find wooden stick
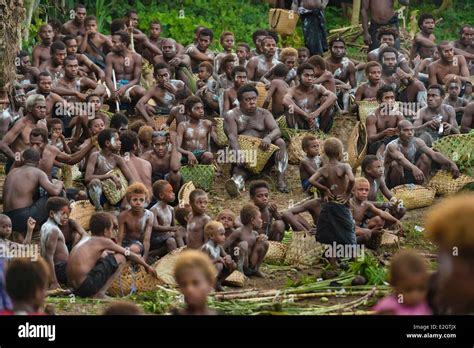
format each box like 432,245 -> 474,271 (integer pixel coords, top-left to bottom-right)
112,69 -> 120,111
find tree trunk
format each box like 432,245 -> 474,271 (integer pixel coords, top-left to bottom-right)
0,0 -> 27,106
433,0 -> 453,16
351,0 -> 361,26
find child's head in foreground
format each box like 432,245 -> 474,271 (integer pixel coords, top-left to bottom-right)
217,209 -> 236,230
323,137 -> 343,161
389,250 -> 429,307
126,182 -> 150,210
302,134 -> 321,158
249,180 -> 270,208
0,214 -> 12,239
352,177 -> 370,201
153,180 -> 175,204
89,212 -> 114,238
361,155 -> 383,179
174,250 -> 216,309
6,257 -> 50,312
240,204 -> 263,230
204,221 -> 226,245
189,189 -> 208,215
46,197 -> 70,226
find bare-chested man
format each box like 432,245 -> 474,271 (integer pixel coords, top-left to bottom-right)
460,102 -> 474,133
355,62 -> 383,101
410,13 -> 436,61
223,66 -> 249,115
325,38 -> 356,89
136,63 -> 185,128
428,41 -> 470,86
3,148 -> 64,236
361,0 -> 409,51
414,85 -> 459,143
39,41 -> 67,82
32,24 -> 54,68
384,120 -> 459,189
63,35 -> 105,80
119,131 -> 153,196
225,84 -> 289,194
16,51 -> 39,92
141,131 -> 182,195
26,72 -> 66,118
105,31 -> 145,106
443,78 -> 468,124
185,28 -> 215,73
85,128 -> 134,210
453,25 -> 474,75
366,85 -> 405,158
176,96 -> 215,166
61,4 -> 87,36
246,36 -> 279,82
283,62 -> 337,132
77,16 -> 112,70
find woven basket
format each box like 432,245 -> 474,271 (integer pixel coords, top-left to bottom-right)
356,101 -> 379,124
256,82 -> 271,108
433,133 -> 474,170
428,170 -> 474,196
264,241 -> 288,264
367,230 -> 399,250
214,117 -> 229,147
269,9 -> 299,36
223,270 -> 247,287
348,121 -> 368,170
69,200 -> 96,231
153,247 -> 186,287
102,169 -> 128,205
108,262 -> 164,297
0,174 -> 5,203
153,115 -> 176,131
180,165 -> 215,191
178,181 -> 195,208
277,116 -> 291,140
390,185 -> 436,210
238,135 -> 278,174
284,231 -> 323,267
287,131 -> 326,165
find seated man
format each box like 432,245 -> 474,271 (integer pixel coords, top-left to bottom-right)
460,101 -> 474,133
32,24 -> 53,68
246,36 -> 279,81
67,212 -> 156,298
283,63 -> 337,133
77,16 -> 113,70
409,13 -> 436,61
61,3 -> 86,36
176,96 -> 215,166
3,148 -> 64,237
325,37 -> 356,92
104,31 -> 146,107
366,85 -> 405,158
368,27 -> 411,74
63,35 -> 105,80
224,84 -> 289,194
443,77 -> 469,125
185,28 -> 215,74
141,131 -> 182,195
38,41 -> 67,82
222,66 -> 249,115
355,62 -> 383,101
453,25 -> 474,75
16,51 -> 40,92
414,84 -> 459,144
27,72 -> 66,117
384,120 -> 459,189
428,41 -> 470,86
135,63 -> 185,129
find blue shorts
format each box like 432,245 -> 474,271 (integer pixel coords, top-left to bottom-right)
302,179 -> 312,192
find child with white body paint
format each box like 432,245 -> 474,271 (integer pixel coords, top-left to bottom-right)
176,96 -> 216,166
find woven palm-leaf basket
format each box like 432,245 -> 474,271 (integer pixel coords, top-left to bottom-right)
180,164 -> 215,191
238,135 -> 278,174
356,101 -> 379,124
153,247 -> 186,287
269,9 -> 299,36
223,270 -> 247,287
428,170 -> 474,196
284,231 -> 324,267
108,262 -> 164,297
213,117 -> 229,147
256,82 -> 271,108
390,184 -> 436,210
140,60 -> 156,90
178,181 -> 195,208
102,169 -> 128,205
277,116 -> 291,140
69,200 -> 96,231
348,121 -> 368,170
367,230 -> 399,250
288,131 -> 326,165
432,133 -> 474,170
264,241 -> 288,264
153,115 -> 176,131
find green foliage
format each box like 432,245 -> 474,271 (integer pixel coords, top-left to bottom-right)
348,253 -> 387,285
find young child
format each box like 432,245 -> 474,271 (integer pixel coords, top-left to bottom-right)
40,197 -> 71,289
308,55 -> 336,94
443,77 -> 469,125
167,88 -> 192,129
355,62 -> 383,102
224,204 -> 268,277
217,209 -> 236,238
150,180 -> 186,253
309,138 -> 356,246
262,64 -> 289,117
175,205 -> 191,229
236,42 -> 250,67
176,96 -> 215,166
196,61 -> 217,91
214,31 -> 237,75
373,250 -> 432,315
172,249 -> 217,315
361,155 -> 406,220
186,189 -> 212,249
299,134 -> 322,194
67,212 -> 156,298
138,125 -> 154,154
201,221 -> 236,291
249,180 -> 286,242
129,120 -> 146,134
1,258 -> 49,315
349,178 -> 402,246
48,119 -> 71,153
0,214 -> 35,250
297,47 -> 310,65
462,82 -> 472,103
117,183 -> 154,262
109,112 -> 129,135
